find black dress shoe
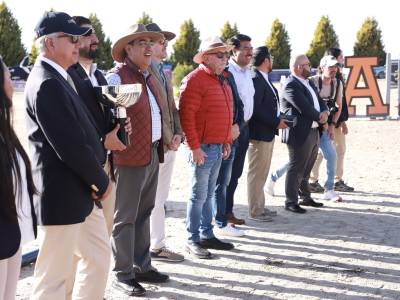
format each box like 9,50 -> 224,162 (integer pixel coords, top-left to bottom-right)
112,278 -> 146,296
199,237 -> 234,250
135,270 -> 169,283
285,204 -> 307,213
299,198 -> 324,207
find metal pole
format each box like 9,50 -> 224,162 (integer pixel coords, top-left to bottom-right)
385,53 -> 391,105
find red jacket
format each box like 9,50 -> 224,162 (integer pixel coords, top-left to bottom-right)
179,64 -> 233,150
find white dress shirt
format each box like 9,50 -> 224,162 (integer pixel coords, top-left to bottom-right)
228,59 -> 255,122
293,75 -> 320,128
259,70 -> 280,117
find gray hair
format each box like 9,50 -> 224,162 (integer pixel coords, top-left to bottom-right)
290,54 -> 308,72
36,33 -> 59,54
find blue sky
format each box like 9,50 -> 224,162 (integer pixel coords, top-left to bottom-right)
6,0 -> 399,59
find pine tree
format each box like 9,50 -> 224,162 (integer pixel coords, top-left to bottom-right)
29,41 -> 38,65
171,19 -> 200,68
89,14 -> 113,70
137,12 -> 153,25
220,21 -> 239,42
0,2 -> 26,65
353,17 -> 386,66
306,16 -> 339,67
265,19 -> 291,69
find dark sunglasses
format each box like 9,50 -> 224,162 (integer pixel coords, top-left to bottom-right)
209,52 -> 230,59
57,34 -> 80,44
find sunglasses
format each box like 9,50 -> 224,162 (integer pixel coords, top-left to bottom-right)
209,52 -> 230,59
57,34 -> 80,44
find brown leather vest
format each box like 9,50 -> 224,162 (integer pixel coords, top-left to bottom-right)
112,59 -> 164,167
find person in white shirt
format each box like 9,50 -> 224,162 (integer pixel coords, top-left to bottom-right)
0,56 -> 37,300
225,34 -> 255,225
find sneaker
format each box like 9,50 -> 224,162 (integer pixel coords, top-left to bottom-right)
265,178 -> 275,196
215,223 -> 245,237
323,190 -> 343,202
150,247 -> 184,262
248,213 -> 273,222
185,241 -> 212,259
334,180 -> 354,192
309,181 -> 324,193
199,237 -> 234,250
264,207 -> 277,216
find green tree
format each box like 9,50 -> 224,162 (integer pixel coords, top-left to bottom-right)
172,63 -> 194,88
0,2 -> 26,65
171,19 -> 200,68
306,16 -> 339,67
353,17 -> 386,66
220,21 -> 239,42
29,41 -> 38,65
265,19 -> 291,69
137,12 -> 153,25
89,13 -> 113,70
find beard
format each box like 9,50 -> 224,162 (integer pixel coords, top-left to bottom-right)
302,68 -> 311,78
79,46 -> 99,60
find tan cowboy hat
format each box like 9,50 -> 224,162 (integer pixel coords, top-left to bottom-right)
193,36 -> 233,64
112,24 -> 164,63
145,23 -> 176,41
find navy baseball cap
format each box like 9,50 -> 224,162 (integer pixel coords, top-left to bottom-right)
35,11 -> 90,39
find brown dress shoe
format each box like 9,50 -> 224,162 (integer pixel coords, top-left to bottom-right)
227,212 -> 245,225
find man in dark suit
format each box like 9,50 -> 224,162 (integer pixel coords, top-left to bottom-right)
25,12 -> 112,299
68,16 -> 127,237
247,46 -> 288,221
280,54 -> 328,213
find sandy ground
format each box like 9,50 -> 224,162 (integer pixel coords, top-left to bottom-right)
11,89 -> 400,299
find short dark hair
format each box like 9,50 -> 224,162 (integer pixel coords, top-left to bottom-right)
72,16 -> 91,27
228,34 -> 251,49
325,47 -> 342,59
252,46 -> 270,67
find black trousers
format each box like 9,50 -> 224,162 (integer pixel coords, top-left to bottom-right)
285,128 -> 320,205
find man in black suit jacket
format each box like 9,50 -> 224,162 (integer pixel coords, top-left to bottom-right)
68,16 -> 128,237
280,54 -> 328,213
247,46 -> 288,222
25,12 -> 112,299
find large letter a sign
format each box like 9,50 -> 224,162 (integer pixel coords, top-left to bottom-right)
345,56 -> 389,116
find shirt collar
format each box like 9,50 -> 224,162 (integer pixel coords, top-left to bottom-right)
229,58 -> 248,73
39,55 -> 68,80
293,74 -> 309,85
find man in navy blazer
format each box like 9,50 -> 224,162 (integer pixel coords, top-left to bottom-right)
280,54 -> 328,213
247,46 -> 288,222
25,12 -> 112,299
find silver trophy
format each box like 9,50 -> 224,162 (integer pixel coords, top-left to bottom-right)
95,84 -> 142,146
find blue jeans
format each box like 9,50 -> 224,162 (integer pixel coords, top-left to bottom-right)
319,131 -> 337,191
213,146 -> 236,228
270,161 -> 289,182
186,144 -> 223,242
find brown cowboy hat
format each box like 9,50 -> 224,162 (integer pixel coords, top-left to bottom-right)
111,23 -> 164,63
145,23 -> 176,41
193,36 -> 233,64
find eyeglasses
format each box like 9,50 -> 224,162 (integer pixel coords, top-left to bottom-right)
209,52 -> 230,59
133,40 -> 155,47
57,34 -> 80,44
300,62 -> 311,68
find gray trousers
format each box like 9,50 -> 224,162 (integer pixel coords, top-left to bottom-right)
285,128 -> 320,205
112,147 -> 159,281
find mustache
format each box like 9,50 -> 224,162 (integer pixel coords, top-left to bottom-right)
90,43 -> 99,47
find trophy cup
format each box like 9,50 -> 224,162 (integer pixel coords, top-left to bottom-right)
95,84 -> 142,146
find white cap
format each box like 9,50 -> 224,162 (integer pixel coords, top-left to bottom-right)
320,55 -> 339,68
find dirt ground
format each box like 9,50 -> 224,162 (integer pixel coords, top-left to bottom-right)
11,90 -> 400,299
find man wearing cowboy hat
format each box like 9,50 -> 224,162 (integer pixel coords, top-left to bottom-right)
106,24 -> 169,297
179,36 -> 235,259
144,23 -> 184,262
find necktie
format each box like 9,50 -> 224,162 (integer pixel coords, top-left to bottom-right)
159,64 -> 167,88
67,75 -> 78,93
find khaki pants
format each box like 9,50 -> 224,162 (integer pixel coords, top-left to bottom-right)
0,248 -> 21,300
102,160 -> 116,237
247,139 -> 275,217
310,127 -> 346,183
31,207 -> 110,300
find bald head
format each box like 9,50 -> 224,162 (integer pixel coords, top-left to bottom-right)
290,54 -> 311,79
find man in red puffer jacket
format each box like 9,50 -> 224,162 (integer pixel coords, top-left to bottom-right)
179,36 -> 234,259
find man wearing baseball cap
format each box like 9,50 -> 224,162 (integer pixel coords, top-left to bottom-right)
309,55 -> 344,202
25,11 -> 112,299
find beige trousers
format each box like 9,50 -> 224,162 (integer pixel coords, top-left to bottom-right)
31,207 -> 111,300
310,127 -> 346,182
247,139 -> 275,217
102,160 -> 116,237
0,247 -> 21,300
